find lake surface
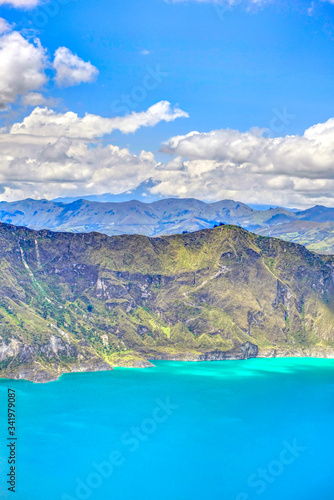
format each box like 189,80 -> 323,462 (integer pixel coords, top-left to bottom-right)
1,358 -> 334,500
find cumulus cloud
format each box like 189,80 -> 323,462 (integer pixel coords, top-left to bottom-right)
0,22 -> 188,202
10,101 -> 189,139
161,121 -> 334,180
0,132 -> 158,200
2,115 -> 334,207
0,26 -> 100,107
0,100 -> 188,200
53,47 -> 99,88
148,118 -> 334,207
0,0 -> 40,6
0,31 -> 47,109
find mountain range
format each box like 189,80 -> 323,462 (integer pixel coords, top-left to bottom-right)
1,197 -> 334,253
1,223 -> 334,382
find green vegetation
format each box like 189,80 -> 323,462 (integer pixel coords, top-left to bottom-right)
0,223 -> 334,382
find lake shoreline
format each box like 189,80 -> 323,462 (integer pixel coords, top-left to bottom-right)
2,341 -> 334,384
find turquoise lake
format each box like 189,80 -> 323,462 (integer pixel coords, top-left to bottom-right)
1,358 -> 334,500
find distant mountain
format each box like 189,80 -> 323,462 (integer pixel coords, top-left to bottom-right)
247,204 -> 297,212
1,197 -> 334,253
0,197 -> 258,236
54,193 -> 298,213
52,179 -> 163,204
295,205 -> 334,222
258,220 -> 334,254
1,224 -> 334,382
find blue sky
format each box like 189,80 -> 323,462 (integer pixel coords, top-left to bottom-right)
0,0 -> 334,206
11,0 -> 334,138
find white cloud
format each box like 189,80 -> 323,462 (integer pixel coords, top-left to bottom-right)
0,132 -> 158,201
0,0 -> 40,7
0,18 -> 12,34
146,117 -> 334,207
0,26 -> 100,108
161,120 -> 334,180
21,92 -> 58,107
10,101 -> 189,139
53,47 -> 99,88
21,92 -> 48,106
307,2 -> 315,15
0,100 -> 188,200
0,0 -> 42,9
0,31 -> 47,109
2,115 -> 334,207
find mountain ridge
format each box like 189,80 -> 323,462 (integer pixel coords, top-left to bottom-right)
1,197 -> 334,253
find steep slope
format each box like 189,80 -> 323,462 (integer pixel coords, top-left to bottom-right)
1,224 -> 334,382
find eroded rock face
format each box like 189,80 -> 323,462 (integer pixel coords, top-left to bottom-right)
0,339 -> 22,362
197,342 -> 259,361
0,334 -> 113,382
273,280 -> 293,311
4,357 -> 113,383
259,346 -> 334,359
40,335 -> 78,359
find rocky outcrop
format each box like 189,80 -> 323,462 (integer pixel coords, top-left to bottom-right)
0,335 -> 113,382
197,342 -> 259,361
259,346 -> 334,359
0,339 -> 22,362
4,357 -> 113,383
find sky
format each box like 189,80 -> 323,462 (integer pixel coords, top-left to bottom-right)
0,0 -> 334,206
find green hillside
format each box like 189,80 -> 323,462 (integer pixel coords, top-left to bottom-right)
1,223 -> 334,382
